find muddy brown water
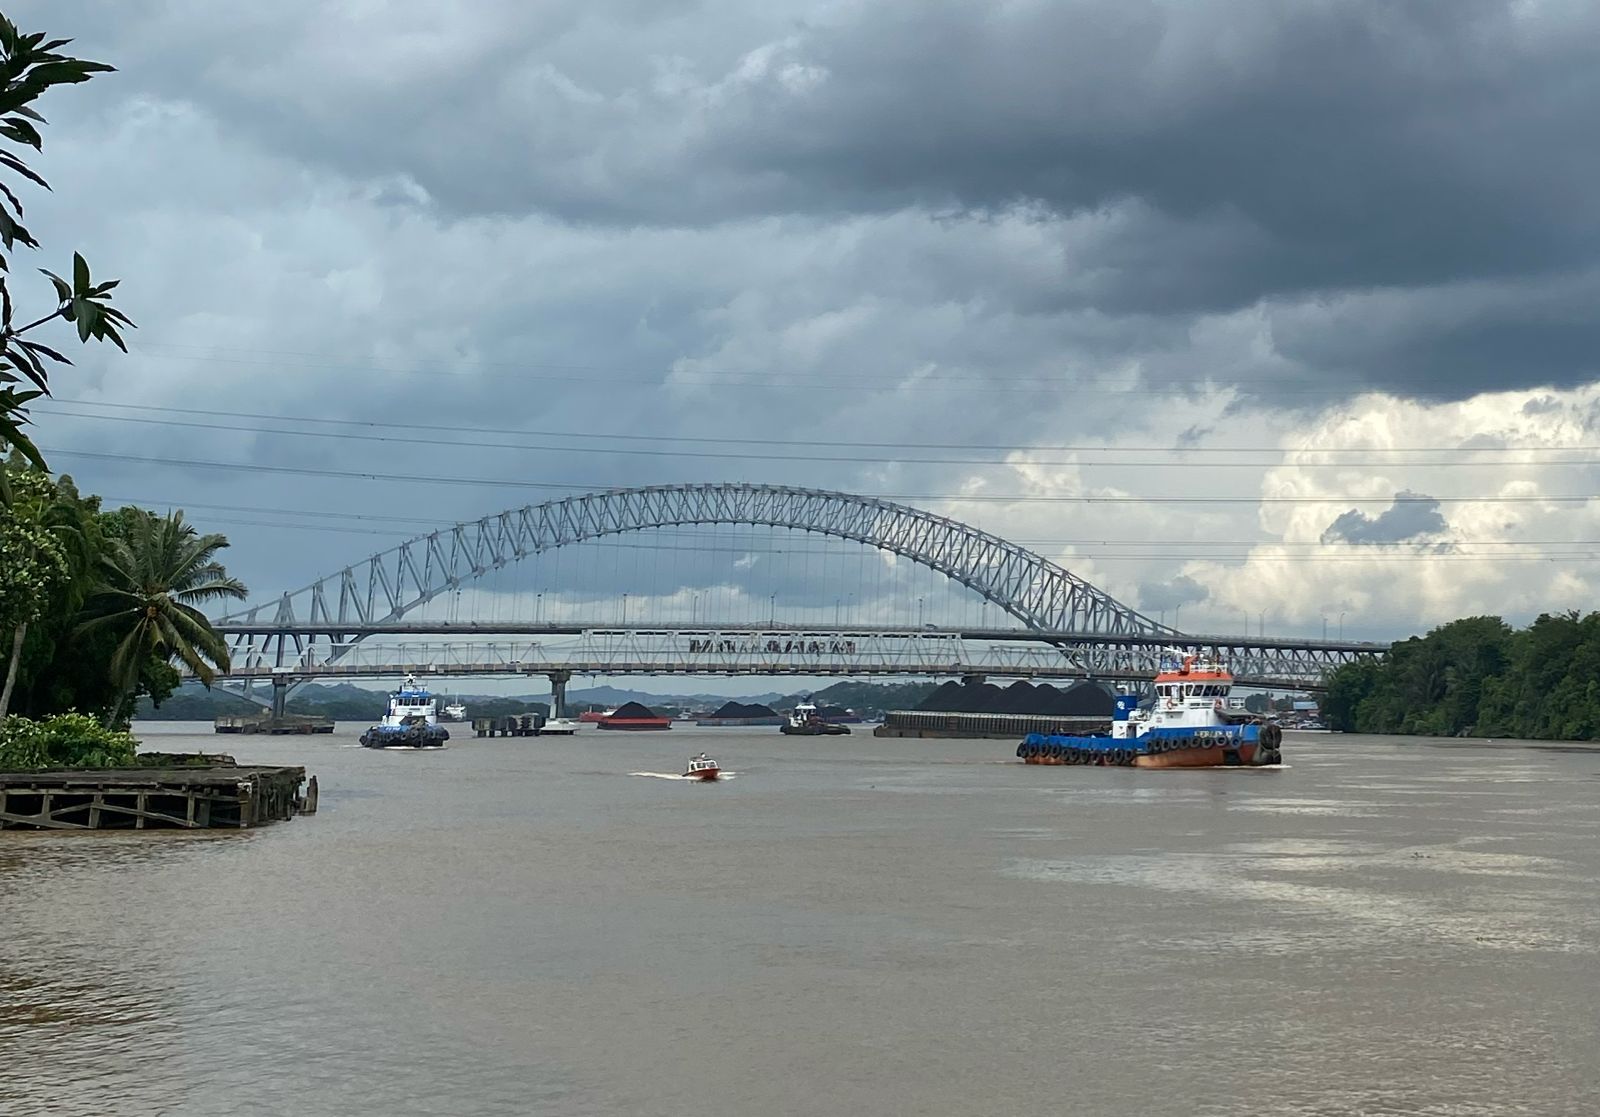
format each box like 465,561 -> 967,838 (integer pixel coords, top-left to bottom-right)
3,725 -> 1598,1115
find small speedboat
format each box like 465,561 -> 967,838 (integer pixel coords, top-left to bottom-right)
684,753 -> 721,781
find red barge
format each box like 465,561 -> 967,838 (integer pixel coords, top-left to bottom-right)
594,701 -> 673,730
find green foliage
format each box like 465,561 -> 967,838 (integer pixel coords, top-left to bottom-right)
0,465 -> 68,633
0,16 -> 130,484
0,467 -> 239,722
1324,612 -> 1600,740
75,508 -> 247,723
0,711 -> 138,770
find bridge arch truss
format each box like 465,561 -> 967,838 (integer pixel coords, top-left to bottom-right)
221,483 -> 1174,678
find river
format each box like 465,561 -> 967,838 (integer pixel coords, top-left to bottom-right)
3,725 -> 1598,1115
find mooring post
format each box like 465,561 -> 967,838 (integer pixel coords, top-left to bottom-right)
549,670 -> 571,720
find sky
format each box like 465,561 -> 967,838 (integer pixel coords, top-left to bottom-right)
12,0 -> 1600,693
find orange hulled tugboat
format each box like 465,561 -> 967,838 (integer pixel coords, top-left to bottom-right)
1016,654 -> 1283,769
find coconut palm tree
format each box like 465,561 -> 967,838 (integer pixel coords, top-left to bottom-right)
75,508 -> 247,725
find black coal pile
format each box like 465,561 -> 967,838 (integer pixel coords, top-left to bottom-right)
914,679 -> 1114,717
707,701 -> 778,719
919,680 -> 967,709
609,701 -> 659,718
992,680 -> 1043,713
1053,681 -> 1117,716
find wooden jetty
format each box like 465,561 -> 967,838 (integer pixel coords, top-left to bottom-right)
472,713 -> 547,737
874,710 -> 1111,740
214,713 -> 335,735
0,762 -> 317,831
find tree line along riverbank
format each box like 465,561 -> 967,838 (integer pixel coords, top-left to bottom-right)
1324,612 -> 1600,740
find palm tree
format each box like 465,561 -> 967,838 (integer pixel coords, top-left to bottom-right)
75,509 -> 247,725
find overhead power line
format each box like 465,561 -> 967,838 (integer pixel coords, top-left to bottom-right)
126,512 -> 1600,564
119,339 -> 1596,401
45,398 -> 1600,457
37,404 -> 1600,469
44,446 -> 1600,504
105,496 -> 1600,549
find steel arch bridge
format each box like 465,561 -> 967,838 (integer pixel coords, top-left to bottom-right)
216,483 -> 1373,688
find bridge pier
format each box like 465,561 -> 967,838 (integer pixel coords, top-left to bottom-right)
548,670 -> 571,719
271,673 -> 289,719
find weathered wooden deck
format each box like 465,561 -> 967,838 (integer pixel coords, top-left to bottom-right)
214,713 -> 335,734
0,765 -> 316,830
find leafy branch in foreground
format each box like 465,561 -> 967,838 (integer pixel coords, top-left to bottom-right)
0,15 -> 132,485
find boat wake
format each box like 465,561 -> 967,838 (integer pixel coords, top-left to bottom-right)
629,771 -> 737,781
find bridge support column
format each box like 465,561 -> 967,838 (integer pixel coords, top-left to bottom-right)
271,674 -> 289,720
548,670 -> 572,719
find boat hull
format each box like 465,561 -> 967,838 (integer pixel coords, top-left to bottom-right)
360,726 -> 451,749
1017,724 -> 1283,769
595,718 -> 672,730
779,723 -> 851,736
1133,743 -> 1275,768
686,767 -> 720,781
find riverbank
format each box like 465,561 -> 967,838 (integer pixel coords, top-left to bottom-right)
1402,736 -> 1600,753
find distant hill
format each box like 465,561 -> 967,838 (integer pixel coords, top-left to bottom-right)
135,682 -> 550,722
136,679 -> 935,722
776,681 -> 937,718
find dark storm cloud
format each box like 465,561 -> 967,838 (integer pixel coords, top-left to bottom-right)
27,0 -> 1600,405
1320,490 -> 1448,546
1138,574 -> 1209,613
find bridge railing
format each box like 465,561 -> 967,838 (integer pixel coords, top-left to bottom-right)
202,625 -> 1381,693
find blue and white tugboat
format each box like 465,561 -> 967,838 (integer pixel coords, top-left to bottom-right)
360,674 -> 451,750
1017,654 -> 1282,768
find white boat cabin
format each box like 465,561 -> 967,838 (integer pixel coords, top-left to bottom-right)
381,674 -> 439,727
1112,655 -> 1236,738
